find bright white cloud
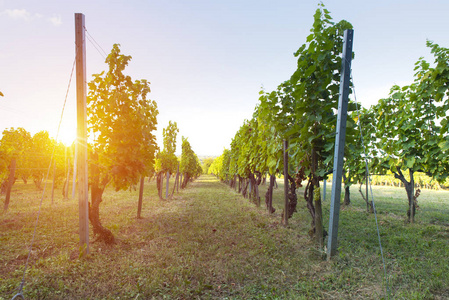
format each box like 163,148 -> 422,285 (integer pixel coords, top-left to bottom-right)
1,9 -> 62,26
2,8 -> 32,21
48,15 -> 62,26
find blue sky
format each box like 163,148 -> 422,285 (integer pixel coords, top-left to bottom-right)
1,0 -> 449,156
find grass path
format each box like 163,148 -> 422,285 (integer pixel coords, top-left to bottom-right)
2,174 -> 449,299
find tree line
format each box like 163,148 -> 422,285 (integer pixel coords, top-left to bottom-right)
0,128 -> 71,192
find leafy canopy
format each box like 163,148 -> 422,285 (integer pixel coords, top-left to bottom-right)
87,44 -> 159,190
155,121 -> 179,174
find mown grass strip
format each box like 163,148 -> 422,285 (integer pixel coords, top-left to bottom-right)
1,175 -> 449,299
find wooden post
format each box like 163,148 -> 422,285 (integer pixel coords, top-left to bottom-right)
64,152 -> 70,200
160,173 -> 164,198
75,13 -> 89,256
327,29 -> 354,259
72,144 -> 77,199
366,173 -> 369,212
51,159 -> 56,204
175,163 -> 179,193
172,163 -> 180,196
166,171 -> 170,199
137,176 -> 144,218
180,173 -> 183,189
409,170 -> 415,223
283,140 -> 289,226
4,158 -> 16,212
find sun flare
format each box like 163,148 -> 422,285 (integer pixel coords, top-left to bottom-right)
57,127 -> 76,146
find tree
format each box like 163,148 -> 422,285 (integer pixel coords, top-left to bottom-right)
345,107 -> 377,212
288,6 -> 354,245
87,44 -> 158,244
28,131 -> 55,190
372,42 -> 449,222
180,137 -> 201,188
208,152 -> 226,179
257,81 -> 297,215
0,128 -> 32,191
154,121 -> 179,199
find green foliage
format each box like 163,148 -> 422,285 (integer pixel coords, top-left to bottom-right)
208,152 -> 225,179
256,81 -> 294,175
201,157 -> 214,174
87,43 -> 159,190
289,5 -> 354,177
0,128 -> 68,190
373,83 -> 439,177
180,137 -> 202,179
0,128 -> 32,182
155,121 -> 179,175
216,4 -> 355,183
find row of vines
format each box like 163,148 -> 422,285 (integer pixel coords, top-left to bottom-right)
1,43 -> 202,244
209,4 -> 449,248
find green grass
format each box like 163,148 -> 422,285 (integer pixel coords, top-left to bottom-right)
1,175 -> 449,299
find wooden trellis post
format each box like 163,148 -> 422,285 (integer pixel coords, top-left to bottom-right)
137,176 -> 144,218
3,158 -> 16,212
283,140 -> 289,226
75,13 -> 89,256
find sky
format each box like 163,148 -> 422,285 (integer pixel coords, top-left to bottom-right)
1,0 -> 449,156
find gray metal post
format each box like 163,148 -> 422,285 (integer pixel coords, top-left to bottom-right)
322,180 -> 326,202
327,29 -> 354,259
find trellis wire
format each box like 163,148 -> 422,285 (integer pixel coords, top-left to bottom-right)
11,53 -> 77,300
349,63 -> 391,299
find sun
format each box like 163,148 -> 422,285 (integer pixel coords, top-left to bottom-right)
58,127 -> 76,146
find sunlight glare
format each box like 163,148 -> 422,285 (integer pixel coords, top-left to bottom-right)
57,127 -> 76,146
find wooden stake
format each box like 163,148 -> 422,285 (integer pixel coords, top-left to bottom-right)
175,163 -> 179,193
72,144 -> 77,199
137,176 -> 144,218
51,159 -> 56,204
75,13 -> 89,256
4,158 -> 16,212
283,140 -> 289,226
166,171 -> 170,199
64,148 -> 70,200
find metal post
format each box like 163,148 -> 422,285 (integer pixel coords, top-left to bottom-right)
327,29 -> 354,259
283,140 -> 289,226
75,13 -> 89,256
322,180 -> 326,202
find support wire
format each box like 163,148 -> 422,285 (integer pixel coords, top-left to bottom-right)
349,65 -> 391,299
11,54 -> 76,300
